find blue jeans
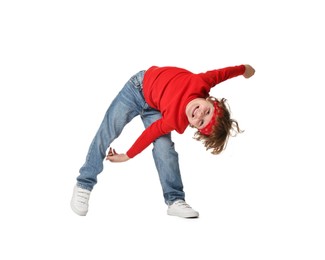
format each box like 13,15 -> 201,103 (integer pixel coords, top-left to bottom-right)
77,70 -> 185,204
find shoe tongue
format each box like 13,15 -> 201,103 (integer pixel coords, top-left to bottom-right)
175,200 -> 189,207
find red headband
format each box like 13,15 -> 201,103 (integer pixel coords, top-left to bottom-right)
199,101 -> 222,136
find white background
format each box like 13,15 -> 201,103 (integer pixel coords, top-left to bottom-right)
1,0 -> 324,259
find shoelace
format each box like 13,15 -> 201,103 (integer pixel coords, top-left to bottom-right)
76,190 -> 90,205
173,200 -> 192,208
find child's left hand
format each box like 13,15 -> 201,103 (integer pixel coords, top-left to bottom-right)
243,65 -> 255,78
106,147 -> 130,163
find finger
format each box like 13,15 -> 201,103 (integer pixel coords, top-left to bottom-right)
106,154 -> 114,161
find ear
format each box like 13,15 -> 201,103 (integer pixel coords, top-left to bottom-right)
206,96 -> 214,104
206,96 -> 217,102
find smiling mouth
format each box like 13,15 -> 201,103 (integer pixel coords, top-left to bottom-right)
192,106 -> 199,117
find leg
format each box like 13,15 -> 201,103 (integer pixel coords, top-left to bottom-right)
77,71 -> 146,191
152,133 -> 185,204
142,110 -> 198,218
141,107 -> 185,205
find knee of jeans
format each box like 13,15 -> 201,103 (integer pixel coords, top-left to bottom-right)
153,136 -> 177,155
130,70 -> 145,88
130,77 -> 140,88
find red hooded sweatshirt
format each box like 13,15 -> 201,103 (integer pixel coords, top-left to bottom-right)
126,65 -> 245,158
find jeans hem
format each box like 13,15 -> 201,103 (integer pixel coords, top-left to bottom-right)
166,198 -> 185,205
76,183 -> 93,192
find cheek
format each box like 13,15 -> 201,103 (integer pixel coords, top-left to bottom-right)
206,115 -> 213,125
186,112 -> 191,122
189,117 -> 198,128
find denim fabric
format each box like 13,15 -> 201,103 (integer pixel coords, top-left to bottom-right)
77,70 -> 185,204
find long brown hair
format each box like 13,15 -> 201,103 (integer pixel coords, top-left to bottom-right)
194,97 -> 243,154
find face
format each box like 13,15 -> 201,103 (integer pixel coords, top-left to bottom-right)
185,98 -> 215,129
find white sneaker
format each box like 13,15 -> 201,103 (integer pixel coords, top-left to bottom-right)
167,200 -> 199,218
70,185 -> 91,216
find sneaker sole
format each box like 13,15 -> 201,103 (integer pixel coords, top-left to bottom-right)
167,211 -> 199,218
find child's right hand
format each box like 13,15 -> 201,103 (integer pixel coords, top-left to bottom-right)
106,147 -> 130,163
243,65 -> 255,78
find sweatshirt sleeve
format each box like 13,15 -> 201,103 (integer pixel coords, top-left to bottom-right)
198,65 -> 246,88
126,118 -> 173,158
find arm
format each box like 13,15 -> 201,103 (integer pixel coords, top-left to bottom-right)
199,65 -> 245,87
106,118 -> 172,162
126,118 -> 172,158
198,64 -> 255,88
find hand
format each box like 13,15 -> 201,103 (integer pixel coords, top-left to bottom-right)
105,147 -> 130,163
243,65 -> 255,78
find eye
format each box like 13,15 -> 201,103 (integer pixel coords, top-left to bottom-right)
206,109 -> 210,115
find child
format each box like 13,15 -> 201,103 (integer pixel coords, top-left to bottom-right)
71,64 -> 255,218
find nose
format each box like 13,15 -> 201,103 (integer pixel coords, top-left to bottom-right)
195,109 -> 204,119
192,111 -> 203,127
